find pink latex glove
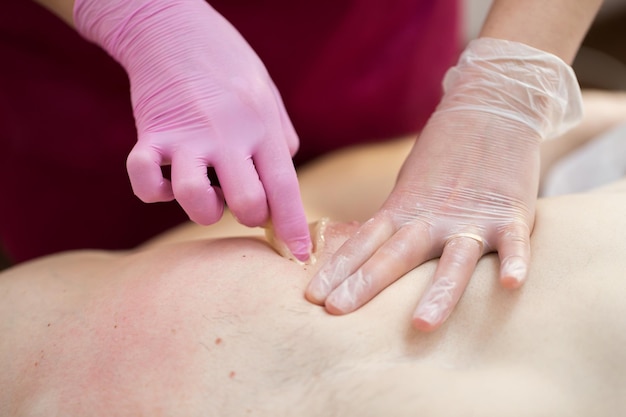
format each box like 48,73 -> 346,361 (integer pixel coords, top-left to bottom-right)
73,0 -> 311,261
306,38 -> 583,330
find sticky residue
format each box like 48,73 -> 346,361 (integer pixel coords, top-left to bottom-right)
264,218 -> 330,266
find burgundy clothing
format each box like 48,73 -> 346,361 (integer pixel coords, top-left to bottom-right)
0,0 -> 460,262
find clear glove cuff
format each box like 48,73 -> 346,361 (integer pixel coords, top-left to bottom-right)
442,37 -> 583,140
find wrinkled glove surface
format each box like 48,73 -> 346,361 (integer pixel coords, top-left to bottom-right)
74,0 -> 311,261
306,38 -> 583,330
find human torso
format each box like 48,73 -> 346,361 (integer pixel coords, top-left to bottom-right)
2,191 -> 626,416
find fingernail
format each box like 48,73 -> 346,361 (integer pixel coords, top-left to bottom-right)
413,277 -> 456,330
413,303 -> 445,331
326,269 -> 370,314
501,257 -> 527,288
307,255 -> 350,303
307,270 -> 333,304
291,240 -> 312,263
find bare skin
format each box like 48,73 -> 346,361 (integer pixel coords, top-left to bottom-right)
32,0 -> 74,25
1,91 -> 626,416
29,0 -> 607,331
1,181 -> 626,417
480,0 -> 603,63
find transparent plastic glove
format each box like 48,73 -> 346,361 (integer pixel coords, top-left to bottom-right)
306,38 -> 583,330
74,0 -> 311,261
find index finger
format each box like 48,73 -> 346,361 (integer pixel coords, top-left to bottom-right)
255,144 -> 311,263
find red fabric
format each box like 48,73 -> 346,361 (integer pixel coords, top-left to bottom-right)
0,0 -> 460,262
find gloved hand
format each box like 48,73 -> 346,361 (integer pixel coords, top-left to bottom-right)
74,0 -> 311,261
305,38 -> 583,330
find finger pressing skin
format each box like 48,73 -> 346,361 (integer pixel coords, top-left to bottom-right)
305,214 -> 396,305
324,222 -> 433,315
170,151 -> 224,225
412,235 -> 483,332
255,144 -> 310,262
496,222 -> 532,289
126,142 -> 175,202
